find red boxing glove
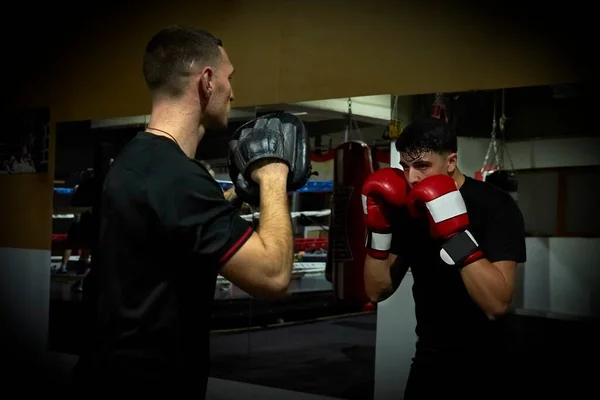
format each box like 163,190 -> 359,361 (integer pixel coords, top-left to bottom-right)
361,168 -> 409,259
407,174 -> 483,267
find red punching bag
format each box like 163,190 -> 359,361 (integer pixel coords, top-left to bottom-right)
431,93 -> 448,123
327,140 -> 374,302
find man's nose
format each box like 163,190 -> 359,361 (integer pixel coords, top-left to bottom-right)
407,169 -> 420,187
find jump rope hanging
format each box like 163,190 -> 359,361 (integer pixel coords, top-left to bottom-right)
342,98 -> 365,143
476,90 -> 518,200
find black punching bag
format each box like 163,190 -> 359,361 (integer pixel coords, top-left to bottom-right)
485,170 -> 518,202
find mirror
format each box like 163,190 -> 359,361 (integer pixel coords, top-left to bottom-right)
207,86 -> 597,399
48,83 -> 597,399
0,108 -> 50,174
208,98 -> 390,397
50,121 -> 140,353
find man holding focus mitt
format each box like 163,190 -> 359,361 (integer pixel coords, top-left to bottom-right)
228,111 -> 312,207
73,26 -> 312,398
362,117 -> 526,399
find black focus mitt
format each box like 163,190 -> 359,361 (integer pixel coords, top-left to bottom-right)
228,112 -> 312,206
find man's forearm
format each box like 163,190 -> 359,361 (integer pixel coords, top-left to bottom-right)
364,256 -> 394,302
257,177 -> 294,282
459,259 -> 512,319
364,254 -> 407,303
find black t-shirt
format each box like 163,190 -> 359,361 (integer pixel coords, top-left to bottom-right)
71,176 -> 103,245
74,132 -> 253,394
390,176 -> 526,351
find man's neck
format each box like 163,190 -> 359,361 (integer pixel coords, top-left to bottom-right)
453,169 -> 466,189
146,102 -> 205,158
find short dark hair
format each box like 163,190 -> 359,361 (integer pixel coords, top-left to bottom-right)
142,26 -> 223,98
395,117 -> 457,161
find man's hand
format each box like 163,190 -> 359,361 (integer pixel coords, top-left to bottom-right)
361,168 -> 409,260
224,187 -> 251,212
407,174 -> 483,267
224,187 -> 239,205
249,159 -> 290,185
199,160 -> 216,178
224,187 -> 235,200
228,112 -> 309,207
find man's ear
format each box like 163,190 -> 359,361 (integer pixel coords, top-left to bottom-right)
446,152 -> 458,173
199,67 -> 214,99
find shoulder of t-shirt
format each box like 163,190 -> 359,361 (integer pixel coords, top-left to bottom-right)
128,131 -> 182,156
109,132 -> 222,202
172,159 -> 223,192
461,176 -> 520,214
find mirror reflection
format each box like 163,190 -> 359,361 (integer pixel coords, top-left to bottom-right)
0,108 -> 50,175
49,83 -> 597,399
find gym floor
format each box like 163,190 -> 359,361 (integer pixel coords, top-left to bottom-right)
43,286 -> 600,399
47,291 -> 376,398
210,313 -> 376,399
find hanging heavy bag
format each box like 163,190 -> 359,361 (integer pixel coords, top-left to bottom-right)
485,169 -> 519,202
228,112 -> 312,207
327,140 -> 374,302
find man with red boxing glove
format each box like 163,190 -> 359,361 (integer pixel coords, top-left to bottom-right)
362,117 -> 526,399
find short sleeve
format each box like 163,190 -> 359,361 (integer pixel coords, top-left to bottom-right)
481,199 -> 527,264
151,168 -> 253,266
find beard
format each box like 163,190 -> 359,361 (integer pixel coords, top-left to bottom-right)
203,106 -> 229,131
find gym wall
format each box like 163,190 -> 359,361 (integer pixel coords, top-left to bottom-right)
0,0 -> 588,362
1,1 -> 584,248
7,2 -> 582,120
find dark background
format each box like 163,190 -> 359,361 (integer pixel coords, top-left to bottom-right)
1,107 -> 50,174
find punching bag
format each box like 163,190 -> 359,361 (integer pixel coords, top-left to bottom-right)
326,140 -> 374,302
485,169 -> 519,202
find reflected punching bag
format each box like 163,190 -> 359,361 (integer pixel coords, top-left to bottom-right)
485,169 -> 519,202
326,140 -> 374,302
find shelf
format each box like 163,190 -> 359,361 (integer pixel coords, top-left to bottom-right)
239,209 -> 330,222
54,187 -> 74,195
215,262 -> 329,300
296,180 -> 333,193
54,180 -> 333,196
217,179 -> 333,193
54,209 -> 331,221
53,207 -> 91,215
52,234 -> 329,254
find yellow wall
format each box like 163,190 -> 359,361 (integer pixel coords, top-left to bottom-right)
0,121 -> 55,250
1,0 -> 582,250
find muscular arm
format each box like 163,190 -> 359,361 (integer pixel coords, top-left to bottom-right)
220,175 -> 294,299
460,203 -> 526,319
460,259 -> 516,319
364,253 -> 409,303
364,204 -> 411,303
160,163 -> 292,300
